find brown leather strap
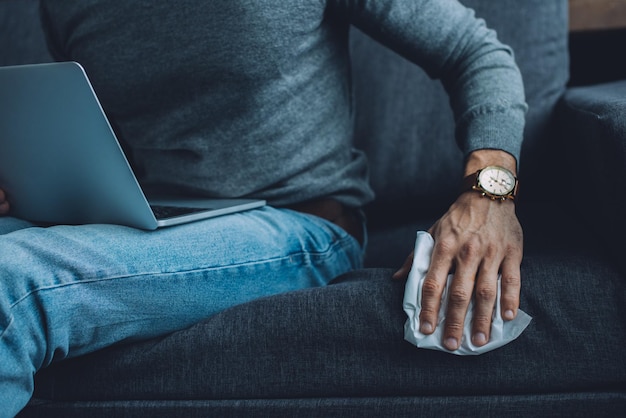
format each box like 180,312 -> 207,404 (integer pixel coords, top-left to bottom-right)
461,170 -> 481,194
286,199 -> 363,246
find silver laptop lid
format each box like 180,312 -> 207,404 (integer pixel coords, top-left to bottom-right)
0,61 -> 160,229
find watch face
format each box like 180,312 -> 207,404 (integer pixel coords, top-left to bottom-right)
477,166 -> 516,196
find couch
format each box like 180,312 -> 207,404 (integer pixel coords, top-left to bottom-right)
2,0 -> 625,416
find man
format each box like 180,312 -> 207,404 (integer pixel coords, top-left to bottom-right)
0,0 -> 525,415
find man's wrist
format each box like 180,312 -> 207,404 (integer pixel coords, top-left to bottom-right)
464,149 -> 517,177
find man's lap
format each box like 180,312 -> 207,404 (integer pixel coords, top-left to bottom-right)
0,206 -> 363,363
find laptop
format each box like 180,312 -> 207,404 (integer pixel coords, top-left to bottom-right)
0,61 -> 265,230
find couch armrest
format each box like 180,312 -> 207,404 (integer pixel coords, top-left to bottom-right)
555,80 -> 626,271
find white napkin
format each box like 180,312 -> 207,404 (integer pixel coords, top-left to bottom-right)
403,231 -> 532,355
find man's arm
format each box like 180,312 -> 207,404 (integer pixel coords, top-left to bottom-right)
331,0 -> 527,349
394,149 -> 523,350
330,0 -> 527,161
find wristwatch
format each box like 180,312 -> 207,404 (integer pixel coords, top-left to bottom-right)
461,165 -> 518,201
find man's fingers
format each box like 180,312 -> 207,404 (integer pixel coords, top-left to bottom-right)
500,255 -> 521,320
441,264 -> 479,351
418,242 -> 453,336
470,263 -> 499,347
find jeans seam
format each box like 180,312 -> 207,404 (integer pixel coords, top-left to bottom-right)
8,233 -> 358,310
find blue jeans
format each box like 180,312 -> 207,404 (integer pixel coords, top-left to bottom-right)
0,206 -> 364,417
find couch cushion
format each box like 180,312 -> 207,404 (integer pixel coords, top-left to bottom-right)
32,255 -> 626,405
20,393 -> 626,418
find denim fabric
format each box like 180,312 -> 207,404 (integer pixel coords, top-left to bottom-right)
0,217 -> 34,235
0,207 -> 363,417
31,256 -> 626,404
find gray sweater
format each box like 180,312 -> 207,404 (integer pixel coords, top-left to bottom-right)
40,0 -> 526,208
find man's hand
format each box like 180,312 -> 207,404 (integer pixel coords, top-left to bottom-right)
0,189 -> 9,216
393,150 -> 523,351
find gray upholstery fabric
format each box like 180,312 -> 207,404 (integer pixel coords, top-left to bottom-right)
557,81 -> 626,274
31,257 -> 626,406
18,393 -> 626,418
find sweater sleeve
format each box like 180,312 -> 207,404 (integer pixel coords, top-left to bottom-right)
328,0 -> 527,164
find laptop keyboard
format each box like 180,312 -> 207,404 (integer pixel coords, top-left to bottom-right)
150,205 -> 211,220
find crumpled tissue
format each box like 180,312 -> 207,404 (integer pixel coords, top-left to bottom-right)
403,231 -> 532,355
